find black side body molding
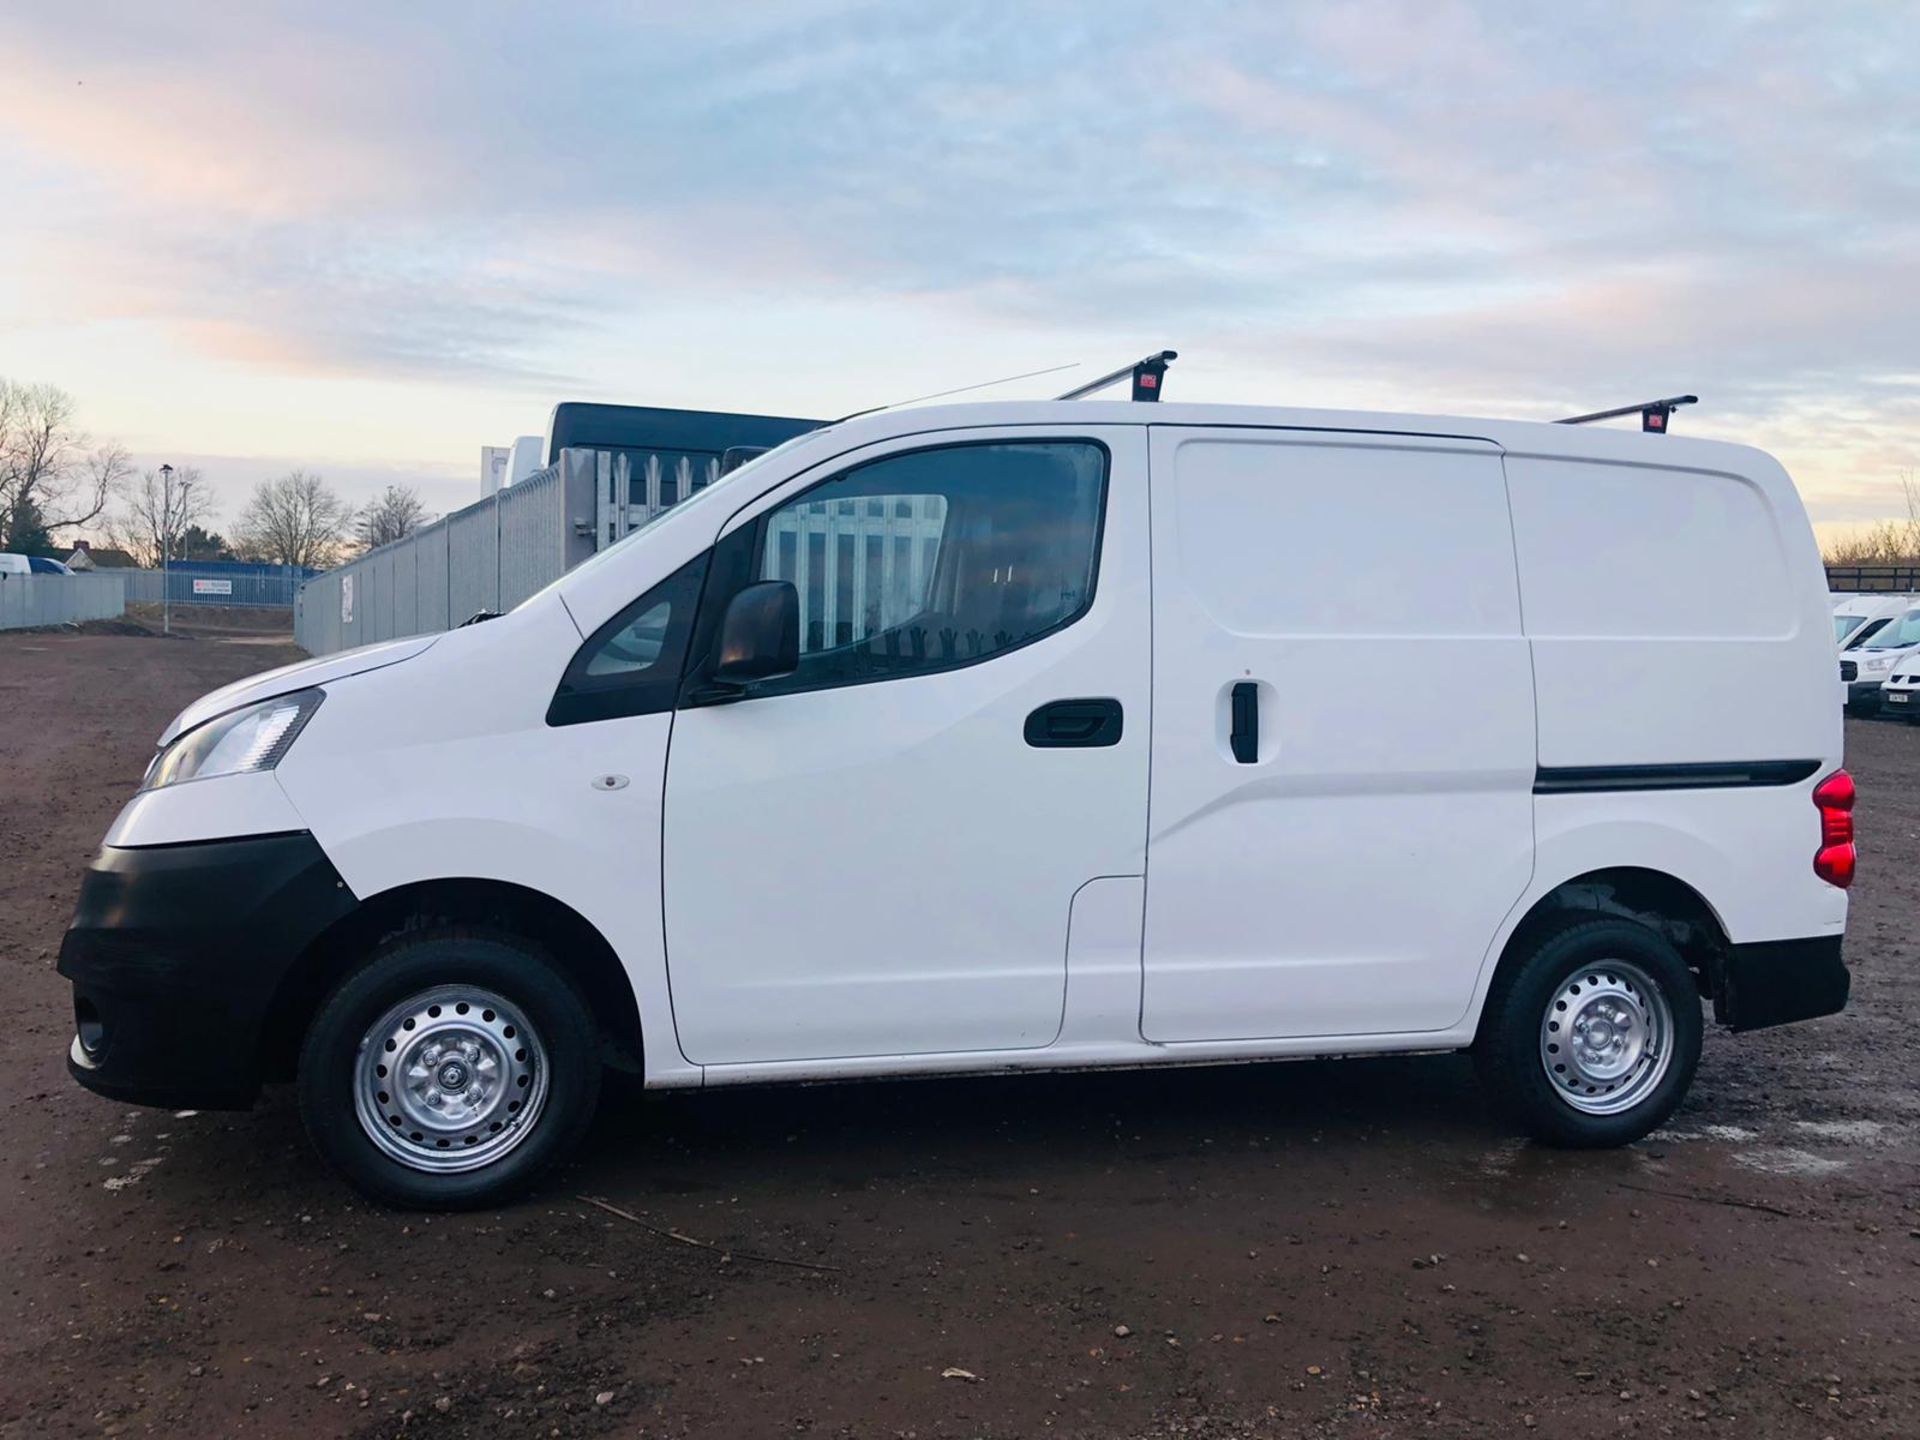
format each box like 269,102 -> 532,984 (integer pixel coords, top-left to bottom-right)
1534,760 -> 1821,795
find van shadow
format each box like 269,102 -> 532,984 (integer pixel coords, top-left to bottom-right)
574,1049 -> 1505,1199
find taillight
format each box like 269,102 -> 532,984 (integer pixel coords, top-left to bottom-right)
1813,769 -> 1856,889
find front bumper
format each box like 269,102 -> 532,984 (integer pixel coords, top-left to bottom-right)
1846,678 -> 1891,710
59,832 -> 358,1109
1714,936 -> 1850,1032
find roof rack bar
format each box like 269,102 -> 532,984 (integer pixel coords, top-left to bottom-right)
1056,350 -> 1178,403
1555,393 -> 1698,433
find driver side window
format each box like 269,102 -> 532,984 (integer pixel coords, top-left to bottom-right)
744,440 -> 1108,697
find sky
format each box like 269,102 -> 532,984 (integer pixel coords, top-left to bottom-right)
1,1 -> 1915,542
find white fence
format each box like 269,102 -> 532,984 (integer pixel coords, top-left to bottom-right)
764,495 -> 948,650
0,572 -> 127,631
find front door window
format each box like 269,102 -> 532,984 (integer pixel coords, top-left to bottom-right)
749,441 -> 1107,696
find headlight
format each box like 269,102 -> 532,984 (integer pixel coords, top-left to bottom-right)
143,689 -> 324,790
1860,654 -> 1896,674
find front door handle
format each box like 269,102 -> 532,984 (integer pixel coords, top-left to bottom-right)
1024,697 -> 1124,748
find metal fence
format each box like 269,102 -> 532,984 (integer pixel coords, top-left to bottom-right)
292,444 -> 984,658
0,572 -> 127,631
297,455 -> 599,655
1828,565 -> 1920,594
764,495 -> 948,650
121,566 -> 307,609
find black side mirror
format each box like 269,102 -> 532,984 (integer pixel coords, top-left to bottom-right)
712,580 -> 799,687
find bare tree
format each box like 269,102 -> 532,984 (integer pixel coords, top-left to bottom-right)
107,465 -> 215,568
233,470 -> 349,568
0,380 -> 127,545
353,483 -> 431,553
1823,473 -> 1920,566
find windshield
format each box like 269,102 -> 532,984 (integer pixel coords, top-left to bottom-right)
513,425 -> 837,610
1860,609 -> 1920,649
1835,615 -> 1866,642
1843,616 -> 1889,650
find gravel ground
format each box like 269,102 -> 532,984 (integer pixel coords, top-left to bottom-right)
2,631 -> 1915,1438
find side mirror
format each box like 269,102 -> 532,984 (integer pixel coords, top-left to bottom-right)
712,580 -> 799,687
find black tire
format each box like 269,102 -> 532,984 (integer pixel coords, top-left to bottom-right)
1474,918 -> 1703,1148
297,927 -> 601,1209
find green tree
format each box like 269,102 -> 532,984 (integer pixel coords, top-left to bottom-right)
3,494 -> 56,556
177,524 -> 232,561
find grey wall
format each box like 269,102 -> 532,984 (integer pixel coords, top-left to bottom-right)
0,573 -> 127,631
296,458 -> 595,655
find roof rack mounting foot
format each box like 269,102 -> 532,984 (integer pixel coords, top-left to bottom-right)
1555,394 -> 1699,433
1056,350 -> 1178,403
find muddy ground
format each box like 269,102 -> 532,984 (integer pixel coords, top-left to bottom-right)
1,631 -> 1915,1439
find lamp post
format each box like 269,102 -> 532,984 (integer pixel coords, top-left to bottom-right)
159,464 -> 174,636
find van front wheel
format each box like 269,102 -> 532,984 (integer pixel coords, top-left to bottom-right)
297,929 -> 601,1209
1474,919 -> 1703,1148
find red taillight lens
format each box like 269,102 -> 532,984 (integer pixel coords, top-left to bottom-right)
1813,769 -> 1856,889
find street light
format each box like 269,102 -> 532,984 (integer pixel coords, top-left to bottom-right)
159,463 -> 173,636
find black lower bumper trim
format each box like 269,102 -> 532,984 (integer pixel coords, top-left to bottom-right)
1715,935 -> 1849,1032
59,832 -> 358,1110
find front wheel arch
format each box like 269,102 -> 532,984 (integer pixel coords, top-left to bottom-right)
260,877 -> 643,1084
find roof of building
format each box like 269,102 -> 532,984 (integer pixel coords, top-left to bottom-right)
67,542 -> 139,569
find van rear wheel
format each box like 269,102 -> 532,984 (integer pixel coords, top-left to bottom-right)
1474,918 -> 1702,1148
298,928 -> 600,1209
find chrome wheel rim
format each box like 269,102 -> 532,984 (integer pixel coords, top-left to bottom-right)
353,986 -> 549,1173
1538,960 -> 1674,1116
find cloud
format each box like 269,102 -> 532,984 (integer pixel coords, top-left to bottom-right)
0,0 -> 1915,522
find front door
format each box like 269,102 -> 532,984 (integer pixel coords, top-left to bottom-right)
1140,428 -> 1537,1042
663,427 -> 1150,1066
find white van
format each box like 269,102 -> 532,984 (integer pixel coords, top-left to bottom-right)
1832,592 -> 1913,649
1841,603 -> 1920,715
1878,655 -> 1920,720
60,400 -> 1853,1208
0,552 -> 73,576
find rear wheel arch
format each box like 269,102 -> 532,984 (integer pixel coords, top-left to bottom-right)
1475,866 -> 1731,1043
259,877 -> 644,1083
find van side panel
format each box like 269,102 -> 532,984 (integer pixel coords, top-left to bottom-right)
1505,452 -> 1836,768
1140,431 -> 1536,1042
1501,448 -> 1845,951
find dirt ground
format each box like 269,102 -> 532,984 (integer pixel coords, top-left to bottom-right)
124,602 -> 296,637
2,632 -> 1915,1439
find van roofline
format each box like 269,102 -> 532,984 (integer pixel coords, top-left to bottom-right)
815,399 -> 1772,467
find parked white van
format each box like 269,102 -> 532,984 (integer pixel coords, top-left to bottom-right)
1878,655 -> 1920,720
61,400 -> 1853,1207
1832,592 -> 1914,649
1841,603 -> 1920,715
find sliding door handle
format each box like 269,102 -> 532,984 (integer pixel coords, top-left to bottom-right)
1230,682 -> 1259,764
